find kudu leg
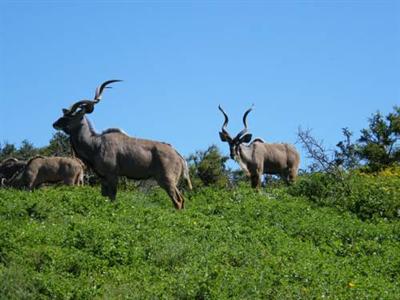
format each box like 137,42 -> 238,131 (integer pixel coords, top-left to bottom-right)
74,172 -> 83,186
101,182 -> 108,197
28,182 -> 35,191
281,168 -> 296,185
158,179 -> 183,210
64,177 -> 76,186
288,168 -> 297,184
250,173 -> 261,189
166,186 -> 183,210
175,188 -> 185,209
101,177 -> 118,201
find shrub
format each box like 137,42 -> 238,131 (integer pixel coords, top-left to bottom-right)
1,186 -> 399,299
288,168 -> 400,220
188,145 -> 230,188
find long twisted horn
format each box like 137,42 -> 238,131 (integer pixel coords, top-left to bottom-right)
235,105 -> 253,139
66,100 -> 97,115
242,106 -> 253,129
94,80 -> 122,101
218,105 -> 230,135
65,80 -> 122,115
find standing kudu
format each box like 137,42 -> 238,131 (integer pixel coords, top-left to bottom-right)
218,105 -> 300,188
53,80 -> 191,209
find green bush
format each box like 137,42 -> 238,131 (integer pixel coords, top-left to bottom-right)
0,186 -> 399,299
288,169 -> 400,220
188,145 -> 230,188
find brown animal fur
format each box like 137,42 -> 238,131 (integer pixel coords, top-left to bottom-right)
53,80 -> 192,209
218,106 -> 300,188
10,156 -> 85,190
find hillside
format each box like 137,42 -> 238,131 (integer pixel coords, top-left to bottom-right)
0,186 -> 399,299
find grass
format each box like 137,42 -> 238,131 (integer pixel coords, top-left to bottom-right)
0,185 -> 399,299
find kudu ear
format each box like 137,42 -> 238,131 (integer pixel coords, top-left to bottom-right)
240,133 -> 252,144
62,109 -> 69,115
219,131 -> 232,142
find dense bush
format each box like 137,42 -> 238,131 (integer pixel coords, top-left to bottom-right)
288,167 -> 400,220
0,132 -> 72,161
357,107 -> 400,172
0,186 -> 399,299
188,145 -> 230,188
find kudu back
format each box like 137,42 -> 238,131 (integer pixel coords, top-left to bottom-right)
218,105 -> 300,188
53,80 -> 191,209
6,156 -> 85,189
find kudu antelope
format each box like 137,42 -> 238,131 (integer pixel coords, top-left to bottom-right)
53,80 -> 192,209
6,156 -> 85,189
218,105 -> 300,188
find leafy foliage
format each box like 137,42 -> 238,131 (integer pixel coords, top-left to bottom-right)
17,140 -> 40,160
334,127 -> 360,170
0,142 -> 17,161
41,132 -> 72,157
0,184 -> 399,299
0,132 -> 71,162
288,167 -> 400,220
357,106 -> 400,171
188,145 -> 230,188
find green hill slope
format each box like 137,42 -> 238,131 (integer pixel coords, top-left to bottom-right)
0,187 -> 399,299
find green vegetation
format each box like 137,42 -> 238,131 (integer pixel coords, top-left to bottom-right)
288,166 -> 400,220
1,181 -> 399,299
0,132 -> 72,161
1,106 -> 398,298
188,145 -> 230,188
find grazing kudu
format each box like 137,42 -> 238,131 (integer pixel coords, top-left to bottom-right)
6,156 -> 85,189
218,105 -> 300,188
53,80 -> 192,209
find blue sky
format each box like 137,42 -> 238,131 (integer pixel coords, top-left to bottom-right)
0,1 -> 399,169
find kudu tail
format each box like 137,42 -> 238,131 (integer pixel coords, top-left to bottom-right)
182,158 -> 193,190
173,149 -> 193,190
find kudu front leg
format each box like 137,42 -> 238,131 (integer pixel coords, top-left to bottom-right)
101,176 -> 118,201
250,172 -> 262,189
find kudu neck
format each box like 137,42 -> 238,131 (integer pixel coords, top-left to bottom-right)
69,116 -> 100,164
237,144 -> 253,164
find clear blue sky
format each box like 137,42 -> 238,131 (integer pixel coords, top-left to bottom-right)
1,1 -> 399,169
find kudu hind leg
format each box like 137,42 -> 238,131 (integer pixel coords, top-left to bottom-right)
280,169 -> 290,185
158,179 -> 183,210
64,176 -> 76,186
166,186 -> 183,210
175,187 -> 185,209
26,171 -> 38,191
74,171 -> 84,186
287,168 -> 297,184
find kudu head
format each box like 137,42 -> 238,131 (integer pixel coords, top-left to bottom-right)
53,80 -> 122,134
218,105 -> 253,159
